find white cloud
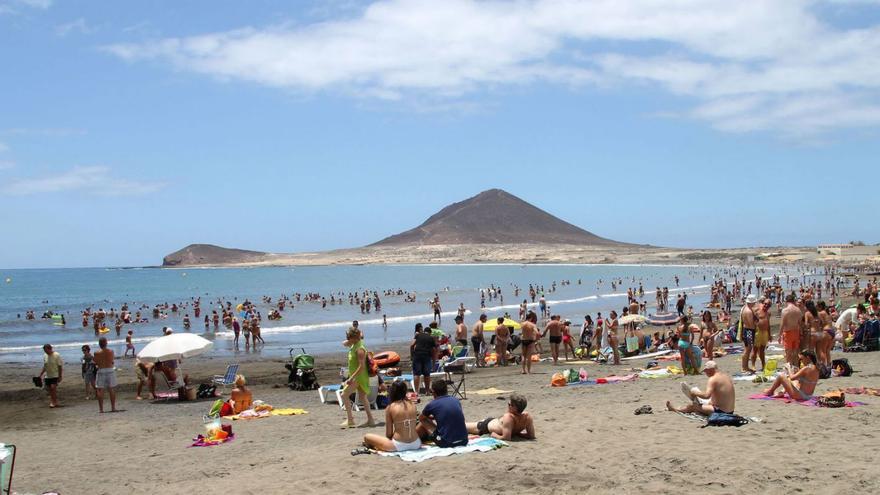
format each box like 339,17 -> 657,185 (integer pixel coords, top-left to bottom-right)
0,0 -> 51,14
2,166 -> 165,196
104,0 -> 880,137
0,141 -> 8,152
55,17 -> 93,37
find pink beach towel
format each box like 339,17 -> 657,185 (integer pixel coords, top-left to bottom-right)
748,393 -> 865,408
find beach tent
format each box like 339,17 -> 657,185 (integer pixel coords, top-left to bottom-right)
137,333 -> 213,363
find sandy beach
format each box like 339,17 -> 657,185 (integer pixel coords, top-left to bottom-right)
2,321 -> 878,494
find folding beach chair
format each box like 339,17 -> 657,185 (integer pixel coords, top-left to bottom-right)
0,443 -> 16,495
211,363 -> 239,393
442,361 -> 468,400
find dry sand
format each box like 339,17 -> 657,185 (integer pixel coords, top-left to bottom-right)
2,334 -> 879,494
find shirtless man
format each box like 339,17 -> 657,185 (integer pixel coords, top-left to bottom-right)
752,298 -> 772,372
454,316 -> 468,348
471,314 -> 487,366
494,317 -> 510,366
542,315 -> 562,365
666,361 -> 735,415
740,294 -> 759,373
779,294 -> 803,367
93,337 -> 119,413
520,311 -> 539,374
466,393 -> 536,441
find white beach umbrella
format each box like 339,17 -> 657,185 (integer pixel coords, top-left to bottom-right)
137,333 -> 213,363
619,314 -> 647,325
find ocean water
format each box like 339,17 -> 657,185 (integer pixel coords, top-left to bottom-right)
0,264 -> 755,364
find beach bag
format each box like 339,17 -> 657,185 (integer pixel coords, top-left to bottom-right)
366,352 -> 378,377
566,369 -> 579,383
831,358 -> 852,377
817,391 -> 846,408
703,412 -> 748,427
818,364 -> 832,380
551,372 -> 567,387
197,383 -> 217,399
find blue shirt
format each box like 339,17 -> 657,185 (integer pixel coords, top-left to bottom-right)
422,395 -> 467,447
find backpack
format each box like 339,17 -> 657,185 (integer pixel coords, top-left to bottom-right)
818,364 -> 832,380
703,412 -> 749,427
831,358 -> 853,377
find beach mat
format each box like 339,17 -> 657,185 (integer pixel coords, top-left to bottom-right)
189,433 -> 235,447
620,350 -> 674,361
229,408 -> 308,420
748,393 -> 865,407
675,411 -> 762,425
378,437 -> 507,462
472,388 -> 513,396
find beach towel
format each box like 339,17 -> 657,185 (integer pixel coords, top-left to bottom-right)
473,387 -> 513,396
230,408 -> 307,420
378,437 -> 507,462
190,433 -> 235,447
674,411 -> 762,425
834,387 -> 880,396
639,366 -> 684,379
748,393 -> 865,407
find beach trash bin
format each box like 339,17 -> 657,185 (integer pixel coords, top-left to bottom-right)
0,443 -> 16,495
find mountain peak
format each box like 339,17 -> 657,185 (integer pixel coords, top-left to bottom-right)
370,189 -> 627,246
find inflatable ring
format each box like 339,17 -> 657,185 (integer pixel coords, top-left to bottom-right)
372,351 -> 400,368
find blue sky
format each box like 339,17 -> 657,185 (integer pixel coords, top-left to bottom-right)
1,0 -> 879,268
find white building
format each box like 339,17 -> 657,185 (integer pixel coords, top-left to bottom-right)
817,244 -> 879,258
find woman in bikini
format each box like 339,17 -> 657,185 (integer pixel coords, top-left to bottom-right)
677,315 -> 699,374
816,301 -> 834,367
606,311 -> 620,365
700,311 -> 718,360
362,380 -> 421,452
804,300 -> 827,366
763,350 -> 820,401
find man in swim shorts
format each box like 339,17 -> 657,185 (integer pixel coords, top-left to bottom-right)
779,294 -> 803,367
39,344 -> 63,408
666,361 -> 735,416
467,393 -> 536,441
520,311 -> 539,374
93,337 -> 119,413
454,315 -> 468,348
740,294 -> 759,373
471,314 -> 487,366
542,315 -> 562,365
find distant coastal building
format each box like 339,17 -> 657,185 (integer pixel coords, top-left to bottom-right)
817,243 -> 879,258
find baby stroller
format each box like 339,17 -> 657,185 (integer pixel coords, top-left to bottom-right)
286,348 -> 319,391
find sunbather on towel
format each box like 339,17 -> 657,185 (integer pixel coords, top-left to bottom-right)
363,381 -> 421,452
666,360 -> 735,415
466,393 -> 535,441
763,350 -> 819,401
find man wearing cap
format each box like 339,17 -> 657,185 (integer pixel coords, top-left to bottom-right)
740,294 -> 759,373
666,361 -> 736,415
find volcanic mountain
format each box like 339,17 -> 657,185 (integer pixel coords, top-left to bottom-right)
371,189 -> 627,246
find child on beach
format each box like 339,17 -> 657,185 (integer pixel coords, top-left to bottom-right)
124,330 -> 135,357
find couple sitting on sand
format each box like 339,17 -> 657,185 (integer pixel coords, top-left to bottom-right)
362,380 -> 536,453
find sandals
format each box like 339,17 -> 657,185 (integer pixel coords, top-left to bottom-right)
350,447 -> 371,456
634,405 -> 653,415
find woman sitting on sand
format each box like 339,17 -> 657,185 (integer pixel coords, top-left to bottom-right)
763,350 -> 819,401
362,381 -> 420,452
229,374 -> 253,414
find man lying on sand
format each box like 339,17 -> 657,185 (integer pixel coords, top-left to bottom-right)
666,360 -> 735,415
466,393 -> 536,441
